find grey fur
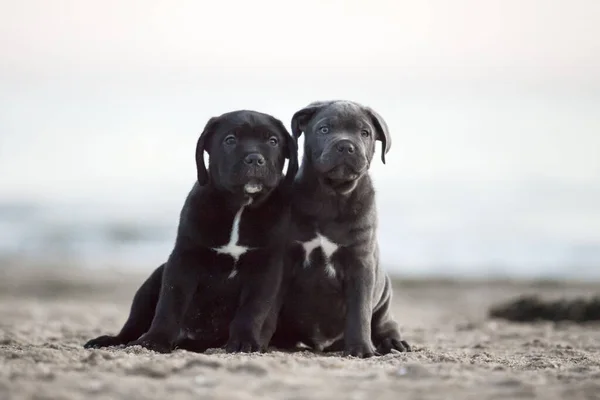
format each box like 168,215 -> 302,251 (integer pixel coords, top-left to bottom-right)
271,100 -> 410,358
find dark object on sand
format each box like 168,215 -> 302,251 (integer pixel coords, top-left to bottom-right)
489,295 -> 600,322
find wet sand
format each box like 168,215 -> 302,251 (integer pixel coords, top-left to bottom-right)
1,267 -> 600,400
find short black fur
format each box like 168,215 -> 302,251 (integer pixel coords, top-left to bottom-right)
84,110 -> 298,353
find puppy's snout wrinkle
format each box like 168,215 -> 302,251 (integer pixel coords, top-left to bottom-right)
335,140 -> 356,154
244,153 -> 266,166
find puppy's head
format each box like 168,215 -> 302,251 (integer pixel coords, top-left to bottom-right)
195,110 -> 298,202
291,100 -> 390,195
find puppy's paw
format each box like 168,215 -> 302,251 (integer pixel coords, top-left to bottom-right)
376,337 -> 412,354
344,342 -> 380,358
84,335 -> 124,349
225,334 -> 263,354
127,333 -> 172,354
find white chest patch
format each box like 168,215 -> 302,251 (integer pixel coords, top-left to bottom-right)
298,232 -> 340,278
212,204 -> 252,279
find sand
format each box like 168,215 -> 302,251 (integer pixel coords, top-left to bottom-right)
1,267 -> 600,400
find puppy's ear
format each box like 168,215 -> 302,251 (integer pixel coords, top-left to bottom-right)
270,117 -> 299,186
290,101 -> 335,141
365,107 -> 391,164
195,116 -> 219,185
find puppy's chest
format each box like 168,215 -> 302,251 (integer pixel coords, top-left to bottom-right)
294,224 -> 347,279
205,206 -> 268,263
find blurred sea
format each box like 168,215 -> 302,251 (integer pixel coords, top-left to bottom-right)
1,177 -> 599,280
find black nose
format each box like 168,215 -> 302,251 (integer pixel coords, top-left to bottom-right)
336,140 -> 356,154
244,153 -> 266,166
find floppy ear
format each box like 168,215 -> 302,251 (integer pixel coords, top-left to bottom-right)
365,107 -> 391,164
270,117 -> 299,186
290,101 -> 335,141
195,116 -> 219,185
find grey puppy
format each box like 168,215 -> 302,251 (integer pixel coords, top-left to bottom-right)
271,100 -> 411,358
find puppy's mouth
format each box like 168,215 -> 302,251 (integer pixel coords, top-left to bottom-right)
320,165 -> 361,194
323,177 -> 358,192
243,181 -> 264,195
236,168 -> 275,195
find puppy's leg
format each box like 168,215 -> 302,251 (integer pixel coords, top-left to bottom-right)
127,251 -> 202,353
259,298 -> 281,350
371,276 -> 411,354
84,264 -> 164,349
339,251 -> 378,358
225,251 -> 284,353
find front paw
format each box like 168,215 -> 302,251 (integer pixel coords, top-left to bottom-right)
225,332 -> 263,354
344,342 -> 380,358
377,337 -> 412,354
127,333 -> 172,354
84,335 -> 125,349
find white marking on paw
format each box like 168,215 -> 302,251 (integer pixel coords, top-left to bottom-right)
213,205 -> 251,264
298,232 -> 340,278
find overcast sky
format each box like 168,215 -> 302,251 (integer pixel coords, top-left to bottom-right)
2,0 -> 599,78
0,0 -> 599,199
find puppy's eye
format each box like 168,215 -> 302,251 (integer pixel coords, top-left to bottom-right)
224,135 -> 237,145
361,130 -> 370,138
319,126 -> 329,134
268,136 -> 279,146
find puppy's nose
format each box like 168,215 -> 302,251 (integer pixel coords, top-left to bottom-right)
335,140 -> 356,154
244,153 -> 266,166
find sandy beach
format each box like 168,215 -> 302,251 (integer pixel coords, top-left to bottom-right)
1,266 -> 599,400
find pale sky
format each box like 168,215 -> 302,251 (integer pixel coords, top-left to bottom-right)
1,0 -> 599,199
2,0 -> 599,81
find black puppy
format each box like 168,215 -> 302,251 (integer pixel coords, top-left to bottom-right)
271,100 -> 411,358
84,110 -> 298,353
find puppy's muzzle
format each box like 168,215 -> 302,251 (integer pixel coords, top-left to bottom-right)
319,139 -> 366,174
315,139 -> 367,194
335,140 -> 356,155
244,153 -> 265,166
241,152 -> 269,194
